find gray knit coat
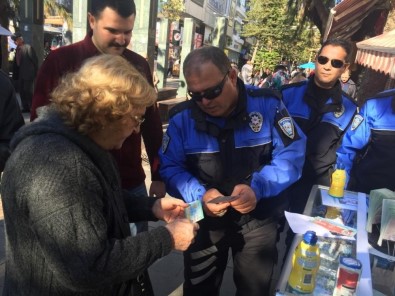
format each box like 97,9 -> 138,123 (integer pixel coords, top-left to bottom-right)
1,109 -> 173,295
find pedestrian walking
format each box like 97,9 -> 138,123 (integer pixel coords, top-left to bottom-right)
11,32 -> 38,112
241,60 -> 253,85
340,68 -> 357,103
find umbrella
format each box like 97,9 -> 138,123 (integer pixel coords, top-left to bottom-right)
299,61 -> 315,69
0,25 -> 12,36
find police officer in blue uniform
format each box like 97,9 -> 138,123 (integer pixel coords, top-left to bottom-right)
159,46 -> 306,296
281,38 -> 358,214
337,88 -> 395,193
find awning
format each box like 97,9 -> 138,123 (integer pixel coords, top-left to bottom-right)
44,25 -> 63,34
0,25 -> 12,36
355,29 -> 395,79
299,61 -> 315,69
323,0 -> 383,41
44,16 -> 64,26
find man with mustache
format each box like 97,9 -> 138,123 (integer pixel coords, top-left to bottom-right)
31,0 -> 165,236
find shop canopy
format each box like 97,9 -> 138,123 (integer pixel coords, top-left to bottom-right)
355,29 -> 395,79
323,0 -> 384,41
0,25 -> 12,36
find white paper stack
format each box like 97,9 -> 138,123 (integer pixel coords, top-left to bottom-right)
366,188 -> 395,233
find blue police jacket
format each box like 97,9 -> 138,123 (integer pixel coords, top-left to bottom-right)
159,81 -> 306,222
281,79 -> 357,185
336,88 -> 395,193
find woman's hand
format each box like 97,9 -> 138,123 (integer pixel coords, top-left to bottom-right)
152,197 -> 188,223
165,219 -> 199,251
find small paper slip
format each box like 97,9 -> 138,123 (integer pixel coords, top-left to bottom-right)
312,216 -> 357,237
185,200 -> 204,222
321,189 -> 358,211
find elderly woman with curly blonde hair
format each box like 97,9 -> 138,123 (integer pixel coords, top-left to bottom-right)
1,54 -> 198,296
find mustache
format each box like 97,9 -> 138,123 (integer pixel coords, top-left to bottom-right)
110,43 -> 127,48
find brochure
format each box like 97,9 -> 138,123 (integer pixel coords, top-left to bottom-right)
377,199 -> 395,246
320,189 -> 358,211
366,188 -> 395,233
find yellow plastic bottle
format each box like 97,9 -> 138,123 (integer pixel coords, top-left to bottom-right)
288,231 -> 320,294
328,162 -> 346,198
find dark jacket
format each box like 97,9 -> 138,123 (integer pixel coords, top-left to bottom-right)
281,78 -> 357,213
281,78 -> 357,185
30,31 -> 163,188
1,108 -> 172,295
0,69 -> 24,171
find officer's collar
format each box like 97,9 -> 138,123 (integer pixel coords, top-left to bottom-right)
304,76 -> 343,114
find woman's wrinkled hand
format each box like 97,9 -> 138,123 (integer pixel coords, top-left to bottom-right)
165,219 -> 199,251
152,197 -> 188,223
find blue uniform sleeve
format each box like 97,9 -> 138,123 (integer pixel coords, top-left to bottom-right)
251,100 -> 307,199
336,103 -> 371,187
159,115 -> 206,203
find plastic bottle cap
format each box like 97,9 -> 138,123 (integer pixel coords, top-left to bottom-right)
303,231 -> 318,245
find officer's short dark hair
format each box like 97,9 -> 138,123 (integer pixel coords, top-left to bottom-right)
183,46 -> 231,77
90,0 -> 136,18
318,39 -> 352,63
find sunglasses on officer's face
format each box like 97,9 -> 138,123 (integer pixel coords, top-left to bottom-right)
187,71 -> 229,102
317,56 -> 346,69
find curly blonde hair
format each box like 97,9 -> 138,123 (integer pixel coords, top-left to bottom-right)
50,54 -> 157,134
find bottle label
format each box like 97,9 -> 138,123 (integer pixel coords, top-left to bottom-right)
303,274 -> 312,284
296,257 -> 319,269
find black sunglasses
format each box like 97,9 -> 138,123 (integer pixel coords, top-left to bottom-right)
187,71 -> 229,102
317,56 -> 346,69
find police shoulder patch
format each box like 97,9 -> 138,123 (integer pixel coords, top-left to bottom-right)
162,133 -> 170,153
351,114 -> 364,131
278,117 -> 295,139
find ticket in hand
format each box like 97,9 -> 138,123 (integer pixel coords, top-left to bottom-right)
185,200 -> 204,222
207,195 -> 239,204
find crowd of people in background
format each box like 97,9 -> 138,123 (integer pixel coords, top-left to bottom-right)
236,56 -> 361,104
